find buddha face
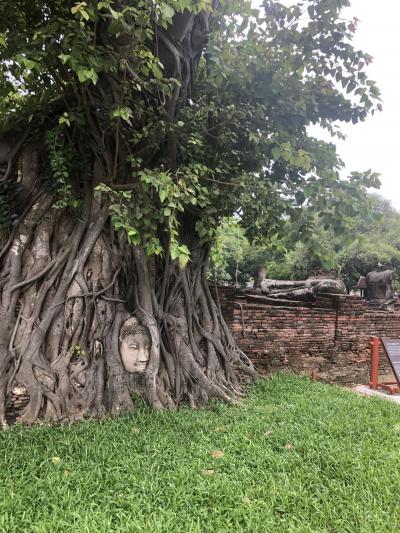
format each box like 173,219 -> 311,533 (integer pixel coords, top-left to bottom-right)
120,330 -> 151,373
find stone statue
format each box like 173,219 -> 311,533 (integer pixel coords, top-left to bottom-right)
356,276 -> 367,298
119,316 -> 151,373
365,270 -> 396,306
254,266 -> 267,289
247,268 -> 346,301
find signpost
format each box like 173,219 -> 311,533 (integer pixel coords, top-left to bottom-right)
369,336 -> 400,394
381,338 -> 400,384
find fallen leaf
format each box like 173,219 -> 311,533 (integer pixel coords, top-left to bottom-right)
201,469 -> 215,476
132,427 -> 140,433
285,443 -> 293,450
51,456 -> 61,465
242,496 -> 251,504
211,450 -> 224,458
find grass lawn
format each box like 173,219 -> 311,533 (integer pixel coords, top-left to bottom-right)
1,375 -> 400,532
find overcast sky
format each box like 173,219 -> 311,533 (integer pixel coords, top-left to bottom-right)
334,0 -> 400,210
253,1 -> 400,209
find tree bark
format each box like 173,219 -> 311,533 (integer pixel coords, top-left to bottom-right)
0,145 -> 258,427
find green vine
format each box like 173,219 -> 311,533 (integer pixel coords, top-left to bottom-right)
44,126 -> 81,210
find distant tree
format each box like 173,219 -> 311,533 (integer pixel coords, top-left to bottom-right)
215,195 -> 400,289
338,195 -> 400,288
211,219 -> 249,285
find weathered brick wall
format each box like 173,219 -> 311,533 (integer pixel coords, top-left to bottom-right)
215,287 -> 399,385
5,386 -> 30,424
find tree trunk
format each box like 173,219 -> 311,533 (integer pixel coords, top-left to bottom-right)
0,4 -> 260,427
0,151 -> 258,427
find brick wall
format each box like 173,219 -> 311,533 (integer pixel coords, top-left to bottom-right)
5,386 -> 30,424
215,287 -> 399,385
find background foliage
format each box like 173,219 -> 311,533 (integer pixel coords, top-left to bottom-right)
212,195 -> 400,289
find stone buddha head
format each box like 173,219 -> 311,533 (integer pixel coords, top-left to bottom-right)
119,316 -> 151,373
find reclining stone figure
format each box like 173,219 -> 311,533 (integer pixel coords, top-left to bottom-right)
249,267 -> 346,301
259,277 -> 346,300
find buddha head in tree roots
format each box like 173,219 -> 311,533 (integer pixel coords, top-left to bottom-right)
119,316 -> 151,373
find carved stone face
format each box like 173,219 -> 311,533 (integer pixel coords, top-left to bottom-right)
119,319 -> 151,373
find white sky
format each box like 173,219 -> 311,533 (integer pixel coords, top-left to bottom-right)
334,0 -> 400,210
253,1 -> 400,209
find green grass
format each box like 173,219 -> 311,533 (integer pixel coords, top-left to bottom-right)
1,375 -> 400,532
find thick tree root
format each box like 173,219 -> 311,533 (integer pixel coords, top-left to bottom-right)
0,194 -> 259,428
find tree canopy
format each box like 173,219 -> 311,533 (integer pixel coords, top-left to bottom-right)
0,0 -> 381,251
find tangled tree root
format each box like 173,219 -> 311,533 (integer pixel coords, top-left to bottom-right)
0,193 -> 259,427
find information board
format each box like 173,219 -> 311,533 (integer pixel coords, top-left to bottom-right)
381,338 -> 400,384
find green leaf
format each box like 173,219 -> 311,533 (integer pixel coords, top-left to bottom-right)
109,6 -> 121,19
112,106 -> 133,124
58,54 -> 70,65
20,57 -> 39,70
160,4 -> 175,24
170,243 -> 179,260
59,113 -> 71,127
77,68 -> 98,85
271,147 -> 281,160
179,253 -> 189,269
178,244 -> 190,255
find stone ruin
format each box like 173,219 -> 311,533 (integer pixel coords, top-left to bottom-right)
211,266 -> 400,386
251,266 -> 397,309
250,266 -> 346,302
359,270 -> 397,308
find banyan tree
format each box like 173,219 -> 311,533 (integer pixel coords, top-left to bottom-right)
0,0 -> 380,425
